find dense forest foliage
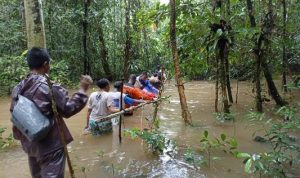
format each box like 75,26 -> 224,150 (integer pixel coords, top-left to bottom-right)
1,0 -> 300,91
1,0 -> 300,177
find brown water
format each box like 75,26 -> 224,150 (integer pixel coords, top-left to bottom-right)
0,81 -> 293,178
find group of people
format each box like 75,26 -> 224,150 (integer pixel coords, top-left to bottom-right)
9,47 -> 165,178
85,70 -> 166,136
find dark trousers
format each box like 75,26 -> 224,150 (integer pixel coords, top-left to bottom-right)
28,148 -> 65,178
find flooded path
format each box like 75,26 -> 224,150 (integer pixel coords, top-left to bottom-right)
0,81 -> 287,178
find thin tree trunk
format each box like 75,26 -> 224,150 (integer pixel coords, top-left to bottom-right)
170,0 -> 192,125
224,0 -> 233,103
113,0 -> 117,75
261,0 -> 287,107
254,40 -> 263,112
225,49 -> 233,103
215,56 -> 219,112
254,33 -> 264,112
143,28 -> 150,69
247,0 -> 262,112
282,0 -> 288,92
82,0 -> 91,75
219,44 -> 230,113
262,0 -> 287,106
119,82 -> 124,143
98,23 -> 113,81
246,0 -> 256,27
123,0 -> 131,80
235,80 -> 239,104
46,0 -> 52,49
24,0 -> 46,48
131,0 -> 141,63
262,61 -> 287,106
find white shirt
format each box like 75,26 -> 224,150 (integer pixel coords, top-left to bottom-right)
88,91 -> 114,119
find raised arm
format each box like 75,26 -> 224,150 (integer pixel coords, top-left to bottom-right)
53,85 -> 88,118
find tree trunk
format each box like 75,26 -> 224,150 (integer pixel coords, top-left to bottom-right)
123,0 -> 131,80
24,0 -> 46,48
224,48 -> 233,103
46,0 -> 52,49
247,0 -> 263,112
262,0 -> 287,106
282,0 -> 288,92
82,0 -> 91,74
131,0 -> 141,63
262,61 -> 287,106
246,0 -> 256,27
215,55 -> 219,112
143,28 -> 150,69
260,0 -> 287,107
219,42 -> 230,113
254,36 -> 263,112
98,23 -> 113,81
170,0 -> 192,125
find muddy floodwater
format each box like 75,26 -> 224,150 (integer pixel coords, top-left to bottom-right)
0,81 -> 295,178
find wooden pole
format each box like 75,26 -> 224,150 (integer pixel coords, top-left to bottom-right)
119,81 -> 124,143
95,99 -> 162,122
152,67 -> 165,128
45,74 -> 75,178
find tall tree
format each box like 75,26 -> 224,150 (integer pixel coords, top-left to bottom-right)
24,0 -> 46,48
261,0 -> 287,107
98,23 -> 113,80
214,20 -> 231,113
211,0 -> 232,113
282,0 -> 288,92
215,53 -> 220,112
246,0 -> 256,27
170,0 -> 192,124
131,0 -> 141,63
251,0 -> 287,110
246,0 -> 262,112
123,0 -> 132,80
83,0 -> 91,74
223,0 -> 233,104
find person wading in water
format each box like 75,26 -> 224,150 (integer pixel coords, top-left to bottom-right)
10,47 -> 91,178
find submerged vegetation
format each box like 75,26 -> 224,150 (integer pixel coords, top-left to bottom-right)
239,104 -> 300,177
0,127 -> 16,150
126,102 -> 300,177
1,0 -> 300,177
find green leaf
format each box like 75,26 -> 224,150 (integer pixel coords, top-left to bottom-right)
256,161 -> 264,170
200,138 -> 207,142
21,50 -> 28,57
244,158 -> 253,173
229,138 -> 238,149
212,156 -> 221,160
236,152 -> 251,158
221,133 -> 226,141
204,130 -> 208,138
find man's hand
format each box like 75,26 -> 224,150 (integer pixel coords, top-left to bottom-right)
125,106 -> 135,112
80,75 -> 93,92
